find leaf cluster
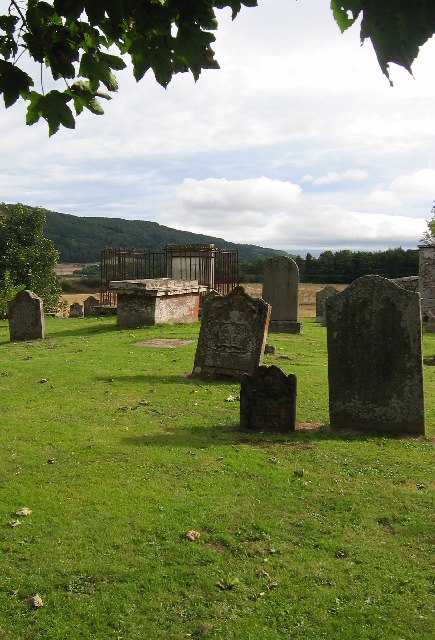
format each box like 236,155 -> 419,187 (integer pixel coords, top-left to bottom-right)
0,0 -> 257,134
331,0 -> 435,83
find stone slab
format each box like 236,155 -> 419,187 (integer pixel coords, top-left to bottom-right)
8,290 -> 45,341
240,365 -> 297,431
191,286 -> 271,379
326,275 -> 425,435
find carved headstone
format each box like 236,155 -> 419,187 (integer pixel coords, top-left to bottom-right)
326,275 -> 425,435
191,286 -> 271,379
8,290 -> 45,341
83,295 -> 99,317
316,285 -> 338,325
240,365 -> 297,431
262,256 -> 302,333
69,302 -> 83,318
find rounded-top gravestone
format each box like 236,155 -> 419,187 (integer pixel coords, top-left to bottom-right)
8,290 -> 45,341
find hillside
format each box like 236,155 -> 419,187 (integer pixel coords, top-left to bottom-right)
0,203 -> 289,262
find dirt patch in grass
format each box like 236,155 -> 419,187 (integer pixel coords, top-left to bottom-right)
135,339 -> 195,348
204,540 -> 228,553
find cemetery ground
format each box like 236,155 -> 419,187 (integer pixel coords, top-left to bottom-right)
0,315 -> 433,640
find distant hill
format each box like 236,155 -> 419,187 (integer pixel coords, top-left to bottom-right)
0,203 -> 289,262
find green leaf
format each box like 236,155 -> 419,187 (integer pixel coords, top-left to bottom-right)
330,1 -> 361,33
79,51 -> 125,91
0,61 -> 34,107
68,81 -> 109,116
26,90 -> 75,136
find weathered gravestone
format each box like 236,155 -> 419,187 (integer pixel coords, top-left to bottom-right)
240,365 -> 297,431
69,302 -> 83,318
83,296 -> 99,317
262,256 -> 302,333
191,286 -> 271,379
326,275 -> 425,435
8,290 -> 45,341
316,286 -> 338,325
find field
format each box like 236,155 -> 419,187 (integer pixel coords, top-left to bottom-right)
0,313 -> 433,639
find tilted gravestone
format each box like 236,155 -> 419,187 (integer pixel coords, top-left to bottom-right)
326,275 -> 425,435
69,302 -> 84,318
262,256 -> 302,333
83,295 -> 99,317
240,365 -> 297,431
316,285 -> 338,325
191,286 -> 271,379
8,290 -> 45,341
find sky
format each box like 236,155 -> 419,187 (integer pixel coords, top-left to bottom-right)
1,0 -> 434,255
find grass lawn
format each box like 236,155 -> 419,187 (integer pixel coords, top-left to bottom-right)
0,316 -> 433,640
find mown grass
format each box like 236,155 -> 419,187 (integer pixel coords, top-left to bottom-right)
0,316 -> 433,640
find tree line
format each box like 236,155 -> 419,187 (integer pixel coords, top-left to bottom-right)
239,248 -> 419,284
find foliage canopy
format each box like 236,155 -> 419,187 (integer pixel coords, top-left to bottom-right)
0,203 -> 61,312
1,1 -> 434,134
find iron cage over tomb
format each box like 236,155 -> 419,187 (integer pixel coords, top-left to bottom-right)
100,244 -> 239,306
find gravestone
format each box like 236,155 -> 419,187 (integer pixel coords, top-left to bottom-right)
316,285 -> 338,325
191,286 -> 271,379
83,295 -> 99,317
240,365 -> 297,431
8,290 -> 45,341
424,310 -> 435,333
69,302 -> 83,318
262,256 -> 302,333
326,275 -> 425,435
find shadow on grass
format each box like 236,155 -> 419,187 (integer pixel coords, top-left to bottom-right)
46,323 -> 120,338
121,422 -> 404,449
94,374 -> 233,386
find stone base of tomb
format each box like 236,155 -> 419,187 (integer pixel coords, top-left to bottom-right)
93,305 -> 118,316
109,279 -> 205,328
268,320 -> 302,334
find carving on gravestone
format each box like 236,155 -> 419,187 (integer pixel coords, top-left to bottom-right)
83,295 -> 100,317
316,286 -> 338,325
240,365 -> 297,431
262,256 -> 302,334
69,302 -> 84,318
191,287 -> 271,379
326,275 -> 425,435
8,290 -> 45,341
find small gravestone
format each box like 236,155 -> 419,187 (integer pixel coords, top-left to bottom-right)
191,286 -> 271,379
424,310 -> 435,333
240,365 -> 297,431
8,290 -> 45,341
316,286 -> 338,325
83,296 -> 99,317
69,302 -> 83,318
262,256 -> 302,333
326,275 -> 425,435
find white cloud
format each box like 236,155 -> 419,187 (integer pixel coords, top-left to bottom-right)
159,176 -> 426,250
303,170 -> 369,186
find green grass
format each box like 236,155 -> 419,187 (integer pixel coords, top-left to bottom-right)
0,317 -> 433,640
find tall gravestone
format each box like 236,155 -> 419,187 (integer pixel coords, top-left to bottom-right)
83,295 -> 99,317
262,256 -> 302,333
240,365 -> 297,431
8,290 -> 45,341
191,286 -> 271,379
326,275 -> 425,435
316,285 -> 338,325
